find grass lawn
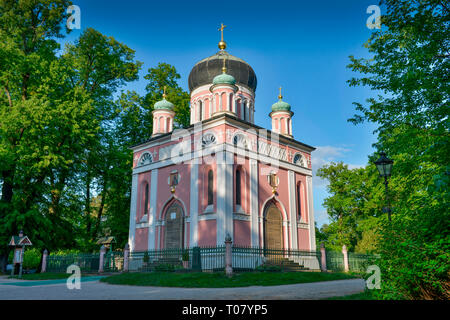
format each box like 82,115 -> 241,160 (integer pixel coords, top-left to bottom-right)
9,272 -> 94,280
326,290 -> 378,300
101,271 -> 357,288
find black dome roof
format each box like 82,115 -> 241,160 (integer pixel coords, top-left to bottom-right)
188,50 -> 257,93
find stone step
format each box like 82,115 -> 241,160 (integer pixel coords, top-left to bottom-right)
263,257 -> 309,271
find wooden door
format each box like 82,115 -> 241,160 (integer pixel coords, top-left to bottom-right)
164,202 -> 184,249
264,204 -> 283,250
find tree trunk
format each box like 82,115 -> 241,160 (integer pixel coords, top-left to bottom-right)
85,171 -> 92,235
92,184 -> 107,241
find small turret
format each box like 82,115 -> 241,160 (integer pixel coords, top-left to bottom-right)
270,87 -> 294,137
152,86 -> 175,136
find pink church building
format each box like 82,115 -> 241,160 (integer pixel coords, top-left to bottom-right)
128,32 -> 317,255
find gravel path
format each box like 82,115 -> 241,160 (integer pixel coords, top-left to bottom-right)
0,276 -> 365,300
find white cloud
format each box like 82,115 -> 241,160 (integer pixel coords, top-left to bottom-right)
314,209 -> 329,228
312,146 -> 351,187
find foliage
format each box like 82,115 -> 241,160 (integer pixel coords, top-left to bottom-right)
344,0 -> 450,299
50,249 -> 83,256
143,63 -> 191,129
0,0 -> 190,272
316,163 -> 383,252
22,248 -> 41,270
354,217 -> 380,254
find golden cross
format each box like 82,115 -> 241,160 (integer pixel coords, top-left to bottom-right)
222,57 -> 227,73
163,86 -> 167,98
218,23 -> 227,41
278,86 -> 283,99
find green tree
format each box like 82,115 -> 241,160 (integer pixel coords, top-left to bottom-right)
99,63 -> 190,248
144,63 -> 190,128
317,162 -> 383,251
0,0 -> 143,269
60,28 -> 142,250
0,0 -> 73,272
347,0 -> 449,299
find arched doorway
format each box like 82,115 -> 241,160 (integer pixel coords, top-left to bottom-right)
264,202 -> 283,250
164,201 -> 184,249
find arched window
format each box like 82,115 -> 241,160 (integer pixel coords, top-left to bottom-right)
199,101 -> 203,121
237,100 -> 241,118
207,170 -> 214,206
144,183 -> 149,216
243,101 -> 247,121
139,152 -> 153,166
236,169 -> 241,206
221,93 -> 226,111
296,182 -> 302,219
293,153 -> 304,167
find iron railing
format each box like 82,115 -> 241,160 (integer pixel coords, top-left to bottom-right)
325,251 -> 344,272
128,246 -> 322,272
45,247 -> 377,274
103,251 -> 124,272
46,253 -> 99,273
348,252 -> 379,273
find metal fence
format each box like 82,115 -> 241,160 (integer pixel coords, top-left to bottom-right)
103,251 -> 124,272
46,253 -> 99,273
128,246 -> 322,272
325,251 -> 345,272
46,247 -> 377,274
348,252 -> 379,273
129,248 -> 190,272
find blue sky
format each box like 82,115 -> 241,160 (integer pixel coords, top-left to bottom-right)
62,0 -> 382,227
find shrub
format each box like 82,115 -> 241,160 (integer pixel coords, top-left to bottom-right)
143,252 -> 149,263
51,249 -> 82,256
23,248 -> 41,270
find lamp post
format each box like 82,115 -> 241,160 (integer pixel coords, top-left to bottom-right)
374,152 -> 394,221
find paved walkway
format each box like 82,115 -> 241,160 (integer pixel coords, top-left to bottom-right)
0,276 -> 365,300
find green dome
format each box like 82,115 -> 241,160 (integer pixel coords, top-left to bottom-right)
154,98 -> 174,110
271,99 -> 291,112
213,72 -> 236,86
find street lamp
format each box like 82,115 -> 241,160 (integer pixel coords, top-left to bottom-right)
374,152 -> 394,221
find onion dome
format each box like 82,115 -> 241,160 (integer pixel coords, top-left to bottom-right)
154,87 -> 174,110
213,58 -> 236,85
189,50 -> 257,92
271,99 -> 291,112
271,88 -> 291,112
189,24 -> 257,92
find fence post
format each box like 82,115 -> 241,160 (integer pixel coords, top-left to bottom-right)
192,247 -> 201,271
99,245 -> 106,273
41,249 -> 48,273
123,244 -> 130,272
342,245 -> 349,272
320,244 -> 327,272
225,234 -> 233,277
